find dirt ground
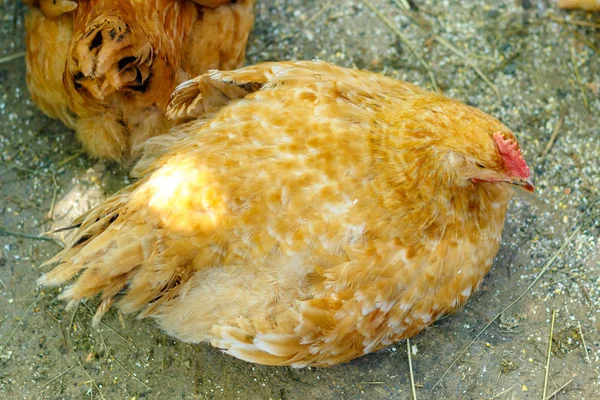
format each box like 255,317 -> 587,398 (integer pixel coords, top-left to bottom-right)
1,0 -> 599,399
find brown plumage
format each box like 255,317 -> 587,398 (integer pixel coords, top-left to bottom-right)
24,0 -> 255,160
39,61 -> 534,367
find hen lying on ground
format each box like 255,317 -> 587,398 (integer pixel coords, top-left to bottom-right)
24,0 -> 255,161
39,61 -> 534,367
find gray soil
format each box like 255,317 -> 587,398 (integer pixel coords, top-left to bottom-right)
1,0 -> 599,399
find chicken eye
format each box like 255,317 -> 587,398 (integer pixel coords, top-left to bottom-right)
476,163 -> 486,169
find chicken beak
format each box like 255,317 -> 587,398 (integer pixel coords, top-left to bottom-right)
514,177 -> 534,193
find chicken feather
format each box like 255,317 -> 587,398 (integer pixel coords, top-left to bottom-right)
40,61 -> 533,367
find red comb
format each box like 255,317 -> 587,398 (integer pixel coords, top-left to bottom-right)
493,132 -> 530,179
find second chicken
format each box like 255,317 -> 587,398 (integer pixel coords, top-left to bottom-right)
25,0 -> 255,160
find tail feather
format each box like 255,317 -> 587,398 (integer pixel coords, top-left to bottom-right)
38,181 -> 190,322
59,225 -> 153,300
38,194 -> 130,286
92,297 -> 115,328
40,223 -> 157,303
121,250 -> 194,315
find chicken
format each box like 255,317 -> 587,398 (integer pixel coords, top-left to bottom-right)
24,0 -> 255,161
555,0 -> 600,10
39,61 -> 534,367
